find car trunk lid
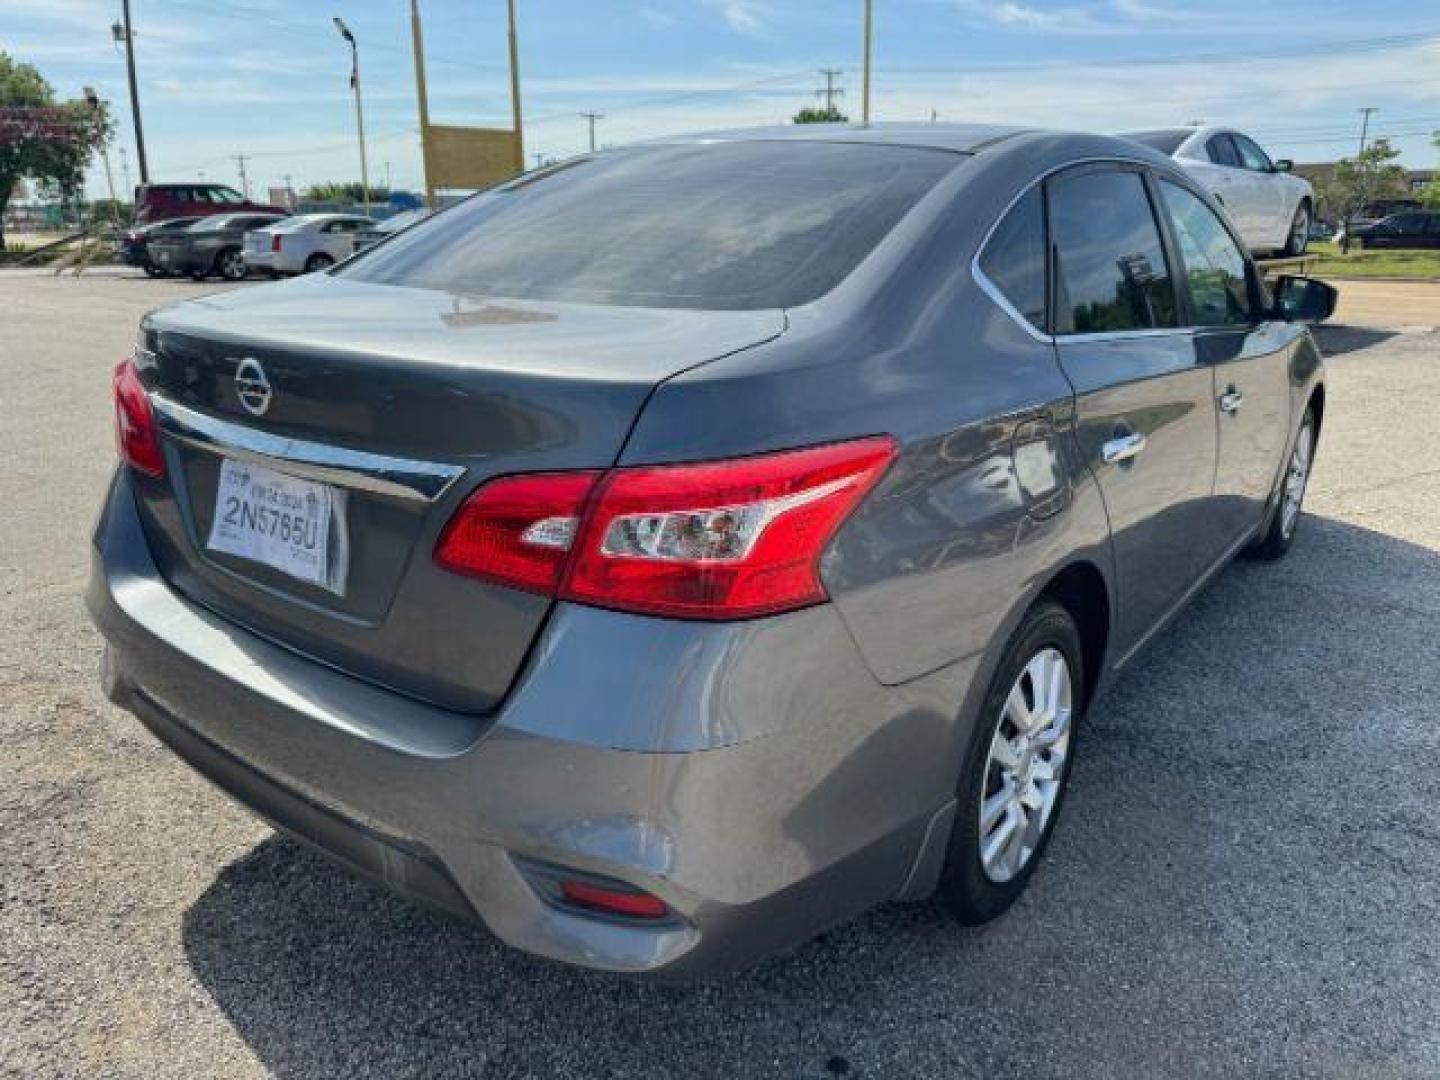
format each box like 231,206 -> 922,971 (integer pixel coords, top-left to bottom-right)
133,275 -> 784,712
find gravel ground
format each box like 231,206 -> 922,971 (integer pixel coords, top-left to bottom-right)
2,269 -> 1439,1079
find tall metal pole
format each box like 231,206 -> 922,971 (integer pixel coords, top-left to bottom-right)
335,18 -> 371,216
119,0 -> 149,184
507,0 -> 524,173
861,0 -> 873,126
579,111 -> 603,152
410,0 -> 436,208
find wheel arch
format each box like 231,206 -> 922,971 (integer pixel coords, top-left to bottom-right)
1035,560 -> 1111,709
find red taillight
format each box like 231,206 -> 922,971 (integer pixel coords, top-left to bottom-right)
112,359 -> 165,478
271,233 -> 282,252
559,879 -> 669,919
434,471 -> 601,594
434,437 -> 897,620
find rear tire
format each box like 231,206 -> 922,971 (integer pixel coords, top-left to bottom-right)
216,247 -> 247,281
142,262 -> 166,278
1247,407 -> 1316,561
1283,202 -> 1311,257
937,601 -> 1085,925
304,252 -> 335,274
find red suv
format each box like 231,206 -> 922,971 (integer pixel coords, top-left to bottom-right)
134,183 -> 288,224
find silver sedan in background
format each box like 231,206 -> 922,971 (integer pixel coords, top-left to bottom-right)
242,213 -> 373,276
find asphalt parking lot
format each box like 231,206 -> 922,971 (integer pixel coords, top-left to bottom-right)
2,268 -> 1439,1079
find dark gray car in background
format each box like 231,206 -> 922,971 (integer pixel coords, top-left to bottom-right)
146,211 -> 287,282
89,124 -> 1333,978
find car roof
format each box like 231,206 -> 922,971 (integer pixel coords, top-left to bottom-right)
199,212 -> 281,227
273,213 -> 369,227
646,121 -> 1031,155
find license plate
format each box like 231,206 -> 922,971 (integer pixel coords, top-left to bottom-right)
155,250 -> 169,264
206,458 -> 347,593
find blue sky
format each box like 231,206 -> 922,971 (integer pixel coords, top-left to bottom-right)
7,0 -> 1440,198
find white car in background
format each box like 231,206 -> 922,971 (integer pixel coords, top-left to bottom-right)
242,213 -> 374,276
1120,126 -> 1314,256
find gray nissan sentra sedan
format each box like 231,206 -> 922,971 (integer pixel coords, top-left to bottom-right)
89,124 -> 1335,978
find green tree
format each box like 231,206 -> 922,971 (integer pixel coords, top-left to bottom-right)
303,181 -> 391,204
1315,139 -> 1410,251
793,105 -> 847,124
1423,131 -> 1440,209
0,52 -> 110,246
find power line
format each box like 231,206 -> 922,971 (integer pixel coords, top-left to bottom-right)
867,28 -> 1440,77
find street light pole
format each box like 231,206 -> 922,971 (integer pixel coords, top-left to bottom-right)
333,17 -> 372,216
113,0 -> 148,184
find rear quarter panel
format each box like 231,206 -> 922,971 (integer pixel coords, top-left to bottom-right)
622,136 -> 1117,694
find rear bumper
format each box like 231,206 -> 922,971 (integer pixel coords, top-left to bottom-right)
240,250 -> 292,274
88,469 -> 974,977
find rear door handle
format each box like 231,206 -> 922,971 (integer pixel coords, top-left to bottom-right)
1219,388 -> 1245,413
1101,432 -> 1146,465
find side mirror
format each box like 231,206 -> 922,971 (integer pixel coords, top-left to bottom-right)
1271,275 -> 1338,324
1273,158 -> 1294,173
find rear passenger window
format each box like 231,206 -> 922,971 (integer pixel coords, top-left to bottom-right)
1049,170 -> 1177,335
977,186 -> 1046,330
1159,181 -> 1253,327
1207,136 -> 1241,168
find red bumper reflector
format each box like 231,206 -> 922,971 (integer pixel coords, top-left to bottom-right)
559,879 -> 669,919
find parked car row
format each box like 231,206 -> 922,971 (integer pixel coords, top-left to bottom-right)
126,212 -> 374,280
121,207 -> 439,281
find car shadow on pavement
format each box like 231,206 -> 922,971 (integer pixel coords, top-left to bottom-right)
181,513 -> 1440,1080
1311,324 -> 1397,357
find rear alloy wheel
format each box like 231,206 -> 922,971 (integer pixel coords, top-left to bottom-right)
216,247 -> 247,281
1248,407 -> 1316,560
304,252 -> 335,274
938,601 -> 1083,924
1284,203 -> 1310,257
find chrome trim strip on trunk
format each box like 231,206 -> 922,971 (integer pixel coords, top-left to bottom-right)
151,394 -> 465,503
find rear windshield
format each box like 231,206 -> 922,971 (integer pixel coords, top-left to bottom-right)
340,142 -> 959,310
1119,129 -> 1193,155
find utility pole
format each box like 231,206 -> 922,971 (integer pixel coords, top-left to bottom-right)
112,0 -> 149,183
861,0 -> 873,126
1356,106 -> 1378,156
507,0 -> 525,173
816,68 -> 844,115
579,111 -> 604,152
410,0 -> 436,208
333,17 -> 371,216
283,173 -> 295,209
231,153 -> 250,199
384,160 -> 392,192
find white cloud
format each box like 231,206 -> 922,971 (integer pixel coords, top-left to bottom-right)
702,0 -> 768,35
